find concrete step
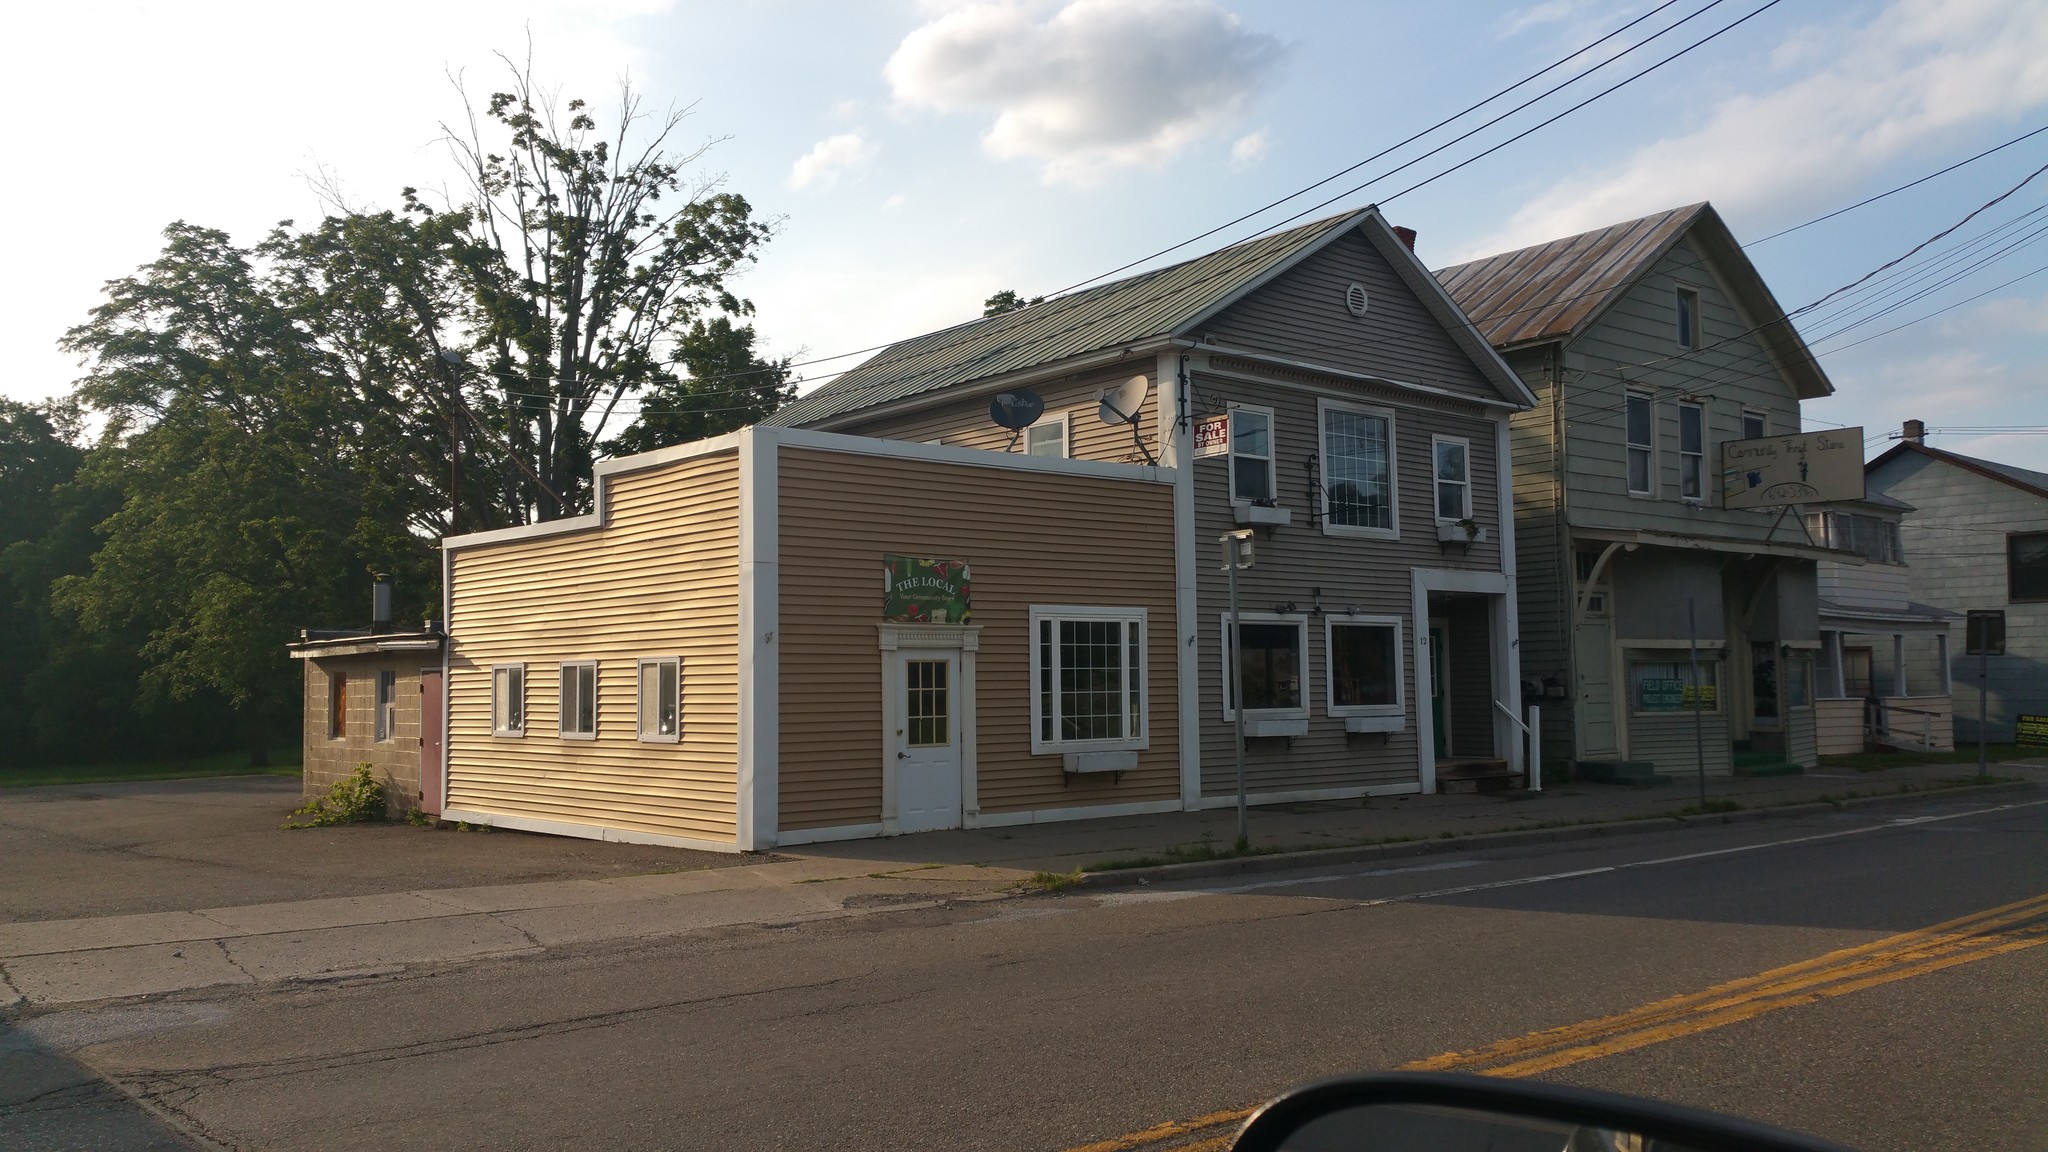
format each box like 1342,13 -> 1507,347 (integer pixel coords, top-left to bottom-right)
1437,758 -> 1522,794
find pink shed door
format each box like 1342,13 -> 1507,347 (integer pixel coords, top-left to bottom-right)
419,668 -> 444,815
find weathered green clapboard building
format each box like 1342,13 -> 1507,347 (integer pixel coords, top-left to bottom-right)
1437,203 -> 1841,777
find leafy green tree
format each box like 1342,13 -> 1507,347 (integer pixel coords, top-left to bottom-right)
602,316 -> 791,456
983,289 -> 1042,316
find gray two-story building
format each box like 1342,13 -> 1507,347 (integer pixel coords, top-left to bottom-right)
1438,203 -> 1841,777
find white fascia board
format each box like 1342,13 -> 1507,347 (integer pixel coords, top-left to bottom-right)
1198,347 -> 1526,412
736,426 -> 780,851
771,425 -> 1172,485
801,339 -> 1185,432
441,433 -> 744,552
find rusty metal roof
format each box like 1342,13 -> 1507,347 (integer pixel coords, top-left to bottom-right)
766,210 -> 1372,428
1433,204 -> 1705,348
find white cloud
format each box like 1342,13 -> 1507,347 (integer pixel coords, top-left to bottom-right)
884,0 -> 1283,185
1229,129 -> 1269,170
1458,0 -> 2048,260
788,132 -> 879,190
882,193 -> 907,210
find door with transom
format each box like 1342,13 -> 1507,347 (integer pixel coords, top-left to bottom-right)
890,650 -> 962,833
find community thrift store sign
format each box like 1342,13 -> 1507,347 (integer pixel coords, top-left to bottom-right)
883,557 -> 971,624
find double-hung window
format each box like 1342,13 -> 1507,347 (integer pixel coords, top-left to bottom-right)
1432,436 -> 1469,522
1222,613 -> 1309,721
1742,410 -> 1767,441
374,670 -> 397,742
1678,402 -> 1704,501
1326,616 -> 1403,718
1029,607 -> 1147,753
637,657 -> 680,743
1023,414 -> 1068,458
328,673 -> 348,739
1319,401 -> 1395,535
2010,533 -> 2048,602
1229,406 -> 1275,503
491,664 -> 526,737
1676,287 -> 1701,349
1626,391 -> 1655,496
559,661 -> 598,740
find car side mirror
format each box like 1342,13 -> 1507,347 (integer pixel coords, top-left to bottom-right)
1230,1073 -> 1854,1152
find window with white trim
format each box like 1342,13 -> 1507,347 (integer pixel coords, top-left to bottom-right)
637,657 -> 680,743
1029,607 -> 1148,753
1022,414 -> 1067,458
1676,286 -> 1700,349
1626,391 -> 1655,496
1326,616 -> 1403,716
559,661 -> 598,739
1678,401 -> 1704,501
491,664 -> 525,737
1228,406 -> 1275,503
374,670 -> 397,742
1741,409 -> 1767,440
1222,613 -> 1310,720
1319,401 -> 1395,534
1432,436 -> 1470,522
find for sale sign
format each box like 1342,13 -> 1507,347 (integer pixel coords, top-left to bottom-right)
1193,414 -> 1230,459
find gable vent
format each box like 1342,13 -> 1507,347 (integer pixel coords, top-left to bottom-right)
1344,283 -> 1370,318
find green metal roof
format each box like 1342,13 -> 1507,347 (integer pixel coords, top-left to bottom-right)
767,210 -> 1371,427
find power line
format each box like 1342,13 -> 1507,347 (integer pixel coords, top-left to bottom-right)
1752,122 -> 2048,245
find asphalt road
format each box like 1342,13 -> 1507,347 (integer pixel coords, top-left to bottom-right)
6,793 -> 2045,1152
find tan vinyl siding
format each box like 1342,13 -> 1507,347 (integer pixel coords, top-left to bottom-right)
1201,228 -> 1504,402
777,445 -> 1178,829
835,364 -> 1164,465
1192,365 -> 1506,796
445,451 -> 742,843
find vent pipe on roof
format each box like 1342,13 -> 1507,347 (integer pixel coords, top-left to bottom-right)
1902,419 -> 1925,446
1392,226 -> 1417,251
372,574 -> 393,633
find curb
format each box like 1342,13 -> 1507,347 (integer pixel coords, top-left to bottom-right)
1069,780 -> 2041,891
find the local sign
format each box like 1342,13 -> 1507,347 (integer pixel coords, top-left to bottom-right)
1193,414 -> 1230,459
1721,427 -> 1865,510
883,556 -> 971,624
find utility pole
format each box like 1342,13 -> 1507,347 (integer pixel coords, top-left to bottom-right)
1688,598 -> 1706,808
1222,530 -> 1255,848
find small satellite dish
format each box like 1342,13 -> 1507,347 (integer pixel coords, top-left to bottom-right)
1098,375 -> 1149,426
989,390 -> 1046,430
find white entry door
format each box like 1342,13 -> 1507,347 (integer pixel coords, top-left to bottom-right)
1576,608 -> 1619,759
891,650 -> 962,833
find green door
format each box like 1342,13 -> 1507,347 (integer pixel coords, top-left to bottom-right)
1430,618 -> 1450,758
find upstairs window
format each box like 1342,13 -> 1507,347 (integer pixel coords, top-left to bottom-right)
1678,402 -> 1704,501
1433,436 -> 1470,521
559,661 -> 598,740
638,657 -> 680,743
1742,409 -> 1767,440
2011,532 -> 2048,602
1626,391 -> 1655,496
1676,287 -> 1701,349
1320,402 -> 1395,534
1023,414 -> 1067,458
492,664 -> 526,737
1817,513 -> 1904,564
1229,407 -> 1275,503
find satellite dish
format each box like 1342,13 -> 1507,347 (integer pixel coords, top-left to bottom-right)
989,389 -> 1046,430
1098,375 -> 1149,426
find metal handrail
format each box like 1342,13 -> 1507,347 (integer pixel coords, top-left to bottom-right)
1493,701 -> 1542,792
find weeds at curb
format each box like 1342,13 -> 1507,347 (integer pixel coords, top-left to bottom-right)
1024,869 -> 1085,892
282,764 -> 385,829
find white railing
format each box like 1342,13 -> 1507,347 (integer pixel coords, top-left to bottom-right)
1494,701 -> 1543,792
1869,702 -> 1942,752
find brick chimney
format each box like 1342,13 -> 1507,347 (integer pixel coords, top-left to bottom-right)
1392,226 -> 1417,252
1902,419 -> 1925,446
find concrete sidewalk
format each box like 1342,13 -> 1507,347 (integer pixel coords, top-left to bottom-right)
6,759 -> 2039,1009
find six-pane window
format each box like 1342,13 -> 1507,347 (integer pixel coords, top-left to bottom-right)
1433,437 -> 1469,521
1678,402 -> 1704,501
1321,405 -> 1394,532
1224,616 -> 1308,719
559,662 -> 598,739
1328,618 -> 1402,715
492,665 -> 525,736
1229,408 -> 1274,502
1626,392 -> 1655,495
638,658 -> 680,742
1030,608 -> 1147,752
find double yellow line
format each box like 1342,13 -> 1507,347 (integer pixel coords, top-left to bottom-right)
1062,890 -> 2048,1152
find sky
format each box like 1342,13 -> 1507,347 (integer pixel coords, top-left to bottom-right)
6,0 -> 2048,469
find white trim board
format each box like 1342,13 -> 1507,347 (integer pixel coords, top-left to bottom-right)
439,808 -> 742,854
444,434 -> 743,550
737,426 -> 780,851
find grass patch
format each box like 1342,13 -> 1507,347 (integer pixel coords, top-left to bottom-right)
1024,869 -> 1085,892
1820,744 -> 2041,772
1085,835 -> 1292,873
2,751 -> 301,789
1670,799 -> 1744,817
